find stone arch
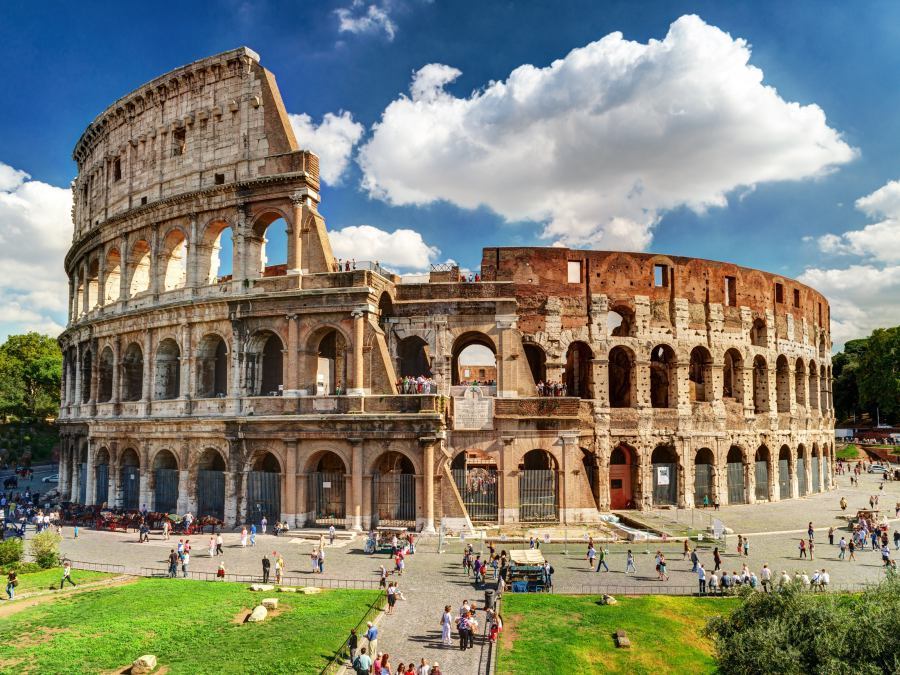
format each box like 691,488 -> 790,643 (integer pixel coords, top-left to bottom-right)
104,247 -> 121,303
119,447 -> 141,511
752,355 -> 769,414
694,447 -> 716,507
688,346 -> 713,403
308,325 -> 350,395
158,226 -> 188,291
377,291 -> 394,332
151,448 -> 179,470
609,442 -> 637,509
754,445 -> 772,501
122,342 -> 144,401
307,449 -> 349,526
306,449 -> 349,474
650,444 -> 679,506
723,348 -> 744,403
128,239 -> 152,296
796,443 -> 809,496
86,257 -> 100,309
519,449 -> 559,522
607,302 -> 636,337
452,331 -> 497,386
371,450 -> 417,526
250,210 -> 289,278
523,341 -> 546,387
199,219 -> 234,285
80,347 -> 93,404
650,344 -> 677,408
608,345 -> 635,408
246,329 -> 284,395
196,447 -> 227,521
750,317 -> 767,348
94,446 -> 111,506
98,346 -> 114,402
564,341 -> 594,398
247,450 -> 283,526
777,444 -> 793,499
196,333 -> 228,398
154,338 -> 181,400
775,355 -> 791,413
795,358 -> 807,406
397,335 -> 432,378
726,445 -> 748,504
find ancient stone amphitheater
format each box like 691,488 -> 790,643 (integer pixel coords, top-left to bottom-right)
57,48 -> 835,531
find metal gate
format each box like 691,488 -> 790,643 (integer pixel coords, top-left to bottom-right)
727,462 -> 745,504
154,468 -> 179,514
121,465 -> 140,510
778,459 -> 791,499
694,464 -> 714,506
95,464 -> 109,506
372,473 -> 416,527
652,463 -> 677,506
797,457 -> 807,496
247,471 -> 281,526
811,456 -> 820,493
755,461 -> 769,501
518,470 -> 557,522
453,468 -> 499,522
307,472 -> 346,527
197,470 -> 225,520
78,463 -> 87,504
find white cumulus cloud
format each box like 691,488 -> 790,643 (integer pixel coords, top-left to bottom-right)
358,14 -> 857,250
335,0 -> 396,41
289,111 -> 364,185
328,224 -> 439,270
802,179 -> 900,347
0,162 -> 72,340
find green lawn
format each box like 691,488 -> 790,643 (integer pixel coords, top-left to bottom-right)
496,594 -> 738,675
836,444 -> 860,460
7,568 -> 114,595
0,577 -> 379,674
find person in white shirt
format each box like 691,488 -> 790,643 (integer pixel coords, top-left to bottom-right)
760,564 -> 772,592
819,569 -> 830,589
708,572 -> 719,594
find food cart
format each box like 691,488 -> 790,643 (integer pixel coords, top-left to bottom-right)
506,549 -> 547,592
366,526 -> 409,554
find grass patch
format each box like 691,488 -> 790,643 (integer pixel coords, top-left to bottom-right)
836,444 -> 860,460
7,568 -> 114,595
0,578 -> 378,674
496,594 -> 738,675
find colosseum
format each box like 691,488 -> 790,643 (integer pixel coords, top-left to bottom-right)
57,47 -> 835,532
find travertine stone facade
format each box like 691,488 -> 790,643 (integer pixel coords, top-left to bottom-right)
58,48 -> 834,531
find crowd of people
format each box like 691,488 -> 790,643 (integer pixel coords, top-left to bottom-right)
535,380 -> 568,397
2,489 -> 57,538
397,376 -> 437,394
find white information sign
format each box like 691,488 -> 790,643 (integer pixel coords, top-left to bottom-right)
453,388 -> 494,430
657,466 -> 670,486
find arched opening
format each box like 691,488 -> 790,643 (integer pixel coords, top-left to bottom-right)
451,450 -> 499,522
808,361 -> 820,412
248,452 -> 282,526
378,292 -> 393,332
86,258 -> 99,309
796,445 -> 808,496
104,248 -> 121,303
196,334 -> 228,398
94,447 -> 110,507
752,355 -> 769,414
81,348 -> 92,403
122,342 -> 144,402
120,448 -> 140,511
778,445 -> 792,499
811,444 -> 821,493
754,446 -> 770,501
650,344 -> 677,408
75,274 -> 84,318
372,451 -> 416,527
307,451 -> 347,527
722,348 -> 744,403
154,338 -> 181,400
397,335 -> 432,379
607,305 -> 635,337
152,449 -> 179,514
651,445 -> 678,506
253,215 -> 288,278
159,228 -> 188,291
795,358 -> 807,407
689,346 -> 713,403
564,341 -> 594,398
128,239 -> 152,296
750,318 -> 767,348
452,332 -> 496,386
201,221 -> 234,285
775,355 -> 790,413
196,448 -> 226,520
694,448 -> 715,507
819,365 -> 827,413
519,449 -> 558,522
608,346 -> 634,408
315,329 -> 348,395
818,334 -> 826,359
247,331 -> 284,396
523,343 -> 546,387
98,347 -> 114,402
726,445 -> 747,504
609,444 -> 636,509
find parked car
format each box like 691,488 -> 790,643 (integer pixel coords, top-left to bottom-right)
41,473 -> 59,483
867,465 -> 889,474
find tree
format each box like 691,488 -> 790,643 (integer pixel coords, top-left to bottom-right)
857,327 -> 900,421
0,332 -> 62,419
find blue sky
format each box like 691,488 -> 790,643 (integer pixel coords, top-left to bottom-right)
0,0 -> 899,346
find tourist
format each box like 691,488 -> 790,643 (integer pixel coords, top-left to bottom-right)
379,565 -> 388,589
216,532 -> 224,555
587,543 -> 596,567
418,657 -> 431,674
330,524 -> 336,545
262,554 -> 271,583
181,550 -> 190,577
378,654 -> 391,675
819,568 -> 830,589
274,553 -> 284,583
596,546 -> 609,572
808,539 -> 815,560
894,530 -> 900,551
840,496 -> 847,511
490,612 -> 502,643
241,526 -> 248,548
318,547 -> 326,573
760,564 -> 772,592
440,604 -> 453,646
430,664 -> 441,675
838,536 -> 847,559
466,611 -> 478,649
250,523 -> 257,547
658,554 -> 669,581
60,560 -> 76,589
743,538 -> 749,557
386,582 -> 396,614
808,522 -> 814,541
6,570 -> 17,600
737,534 -> 743,556
713,495 -> 720,510
683,539 -> 690,560
690,548 -> 699,572
209,536 -> 216,558
167,549 -> 179,578
365,621 -> 379,657
162,519 -> 170,540
625,549 -> 636,574
348,628 -> 358,663
698,563 -> 707,594
849,538 -> 857,561
261,515 -> 267,534
353,646 -> 372,675
799,539 -> 807,558
543,560 -> 554,590
311,549 -> 320,573
713,546 -> 722,572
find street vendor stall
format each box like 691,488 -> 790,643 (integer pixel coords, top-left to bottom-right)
506,549 -> 547,592
366,526 -> 409,554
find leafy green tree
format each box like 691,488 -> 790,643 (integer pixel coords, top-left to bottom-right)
0,332 -> 62,419
857,326 -> 900,421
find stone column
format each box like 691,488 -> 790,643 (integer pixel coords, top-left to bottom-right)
141,330 -> 152,412
283,439 -> 298,525
70,442 -> 82,504
362,474 -> 373,531
635,358 -> 651,408
67,278 -> 75,323
57,441 -> 69,500
81,261 -> 90,315
119,234 -> 129,301
89,340 -> 99,411
351,438 -> 363,531
745,457 -> 756,505
349,308 -> 366,396
420,437 -> 436,533
187,214 -> 199,290
73,342 -> 83,413
559,433 -> 578,522
287,194 -> 302,274
224,472 -> 239,526
176,469 -> 190,514
180,323 -> 192,401
85,440 -> 96,505
149,223 -> 160,298
284,314 -> 299,395
591,358 -> 609,407
97,252 -> 107,309
111,337 -> 121,406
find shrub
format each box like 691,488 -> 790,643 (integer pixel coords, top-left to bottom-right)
29,530 -> 62,569
0,538 -> 23,566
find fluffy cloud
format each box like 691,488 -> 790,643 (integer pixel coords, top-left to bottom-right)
328,224 -> 439,269
335,0 -> 396,41
0,162 -> 72,340
289,111 -> 364,185
802,179 -> 900,347
358,14 -> 857,250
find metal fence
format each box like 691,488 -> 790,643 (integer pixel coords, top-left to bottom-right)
372,473 -> 416,527
95,464 -> 109,506
518,470 -> 557,522
694,463 -> 714,507
321,593 -> 388,674
138,567 -> 379,589
155,468 -> 178,514
197,470 -> 225,520
778,459 -> 791,498
754,461 -> 769,501
453,468 -> 499,522
308,472 -> 346,526
727,462 -> 745,504
566,581 -> 880,596
652,463 -> 678,506
69,559 -> 127,574
247,471 -> 280,526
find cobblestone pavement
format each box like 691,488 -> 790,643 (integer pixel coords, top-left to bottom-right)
13,469 -> 895,673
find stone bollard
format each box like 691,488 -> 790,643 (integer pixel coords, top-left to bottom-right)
247,605 -> 268,622
131,654 -> 157,673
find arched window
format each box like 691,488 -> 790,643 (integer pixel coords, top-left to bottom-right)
98,347 -> 114,402
607,305 -> 635,337
523,343 -> 546,387
81,348 -> 92,403
247,331 -> 284,395
794,358 -> 807,406
154,338 -> 181,400
397,336 -> 432,378
750,318 -> 767,348
248,452 -> 282,526
752,355 -> 769,414
122,342 -> 144,401
252,214 -> 288,278
196,334 -> 228,398
196,448 -> 226,520
775,355 -> 790,413
159,228 -> 188,291
452,332 -> 496,386
128,240 -> 152,296
726,445 -> 747,504
564,341 -> 593,398
86,258 -> 100,309
608,346 -> 634,408
651,445 -> 678,506
200,221 -> 233,285
378,292 -> 393,332
650,344 -> 677,408
689,346 -> 713,403
105,248 -> 122,303
314,329 -> 348,395
722,348 -> 744,403
694,447 -> 715,507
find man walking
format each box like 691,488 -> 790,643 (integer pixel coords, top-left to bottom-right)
690,548 -> 699,573
60,560 -> 76,589
596,546 -> 609,573
167,549 -> 179,578
760,563 -> 772,592
365,621 -> 378,657
697,563 -> 706,594
262,554 -> 271,583
839,537 -> 847,559
625,549 -> 636,574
